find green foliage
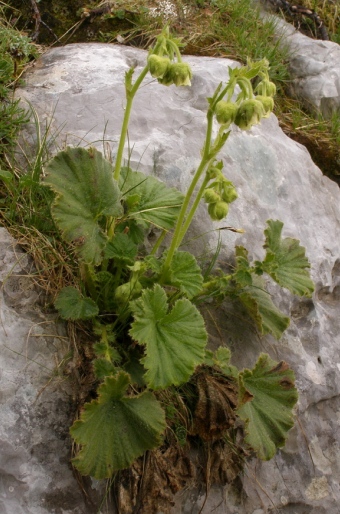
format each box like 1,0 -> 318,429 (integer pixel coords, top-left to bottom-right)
237,354 -> 298,460
44,147 -> 123,265
37,29 -> 314,501
164,250 -> 204,298
0,19 -> 36,161
239,276 -> 290,340
54,287 -> 99,320
70,372 -> 166,478
120,167 -> 184,230
260,219 -> 315,296
104,232 -> 138,265
130,284 -> 207,389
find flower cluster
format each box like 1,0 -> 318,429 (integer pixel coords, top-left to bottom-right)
204,162 -> 238,221
147,30 -> 192,87
214,60 -> 276,131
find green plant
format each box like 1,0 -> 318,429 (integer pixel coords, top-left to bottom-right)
41,28 -> 313,505
0,11 -> 37,159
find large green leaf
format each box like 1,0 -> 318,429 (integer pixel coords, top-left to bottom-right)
262,220 -> 314,297
120,168 -> 183,230
70,372 -> 165,478
44,147 -> 123,265
129,284 -> 207,389
237,354 -> 298,460
54,287 -> 99,320
164,251 -> 204,298
239,275 -> 290,340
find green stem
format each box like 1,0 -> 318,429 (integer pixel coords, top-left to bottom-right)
150,229 -> 167,255
177,174 -> 211,245
162,109 -> 215,272
113,39 -> 162,183
113,64 -> 150,183
81,263 -> 97,301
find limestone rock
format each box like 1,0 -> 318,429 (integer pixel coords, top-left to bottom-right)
0,228 -> 95,514
258,8 -> 340,118
13,44 -> 340,513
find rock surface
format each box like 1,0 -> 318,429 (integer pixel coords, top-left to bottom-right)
10,43 -> 340,513
0,228 -> 92,514
259,7 -> 340,118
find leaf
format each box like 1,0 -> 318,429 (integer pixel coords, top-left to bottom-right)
262,220 -> 314,297
239,275 -> 290,340
120,168 -> 183,230
192,372 -> 238,441
206,439 -> 246,485
117,446 -> 195,514
234,246 -> 253,286
214,347 -> 239,378
44,147 -> 123,265
117,220 -> 145,244
129,284 -> 207,389
237,354 -> 298,460
54,287 -> 99,320
104,232 -> 138,265
165,251 -> 204,298
70,372 -> 165,478
93,358 -> 117,380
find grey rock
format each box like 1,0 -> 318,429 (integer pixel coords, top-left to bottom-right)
258,8 -> 340,118
0,228 -> 95,514
12,43 -> 340,513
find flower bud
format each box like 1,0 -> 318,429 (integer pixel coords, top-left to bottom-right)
266,81 -> 276,97
148,54 -> 171,79
157,69 -> 174,86
168,62 -> 192,86
234,99 -> 265,130
256,79 -> 276,97
206,166 -> 222,180
115,280 -> 142,303
221,181 -> 238,203
256,95 -> 274,117
208,201 -> 229,221
204,188 -> 221,204
215,101 -> 238,126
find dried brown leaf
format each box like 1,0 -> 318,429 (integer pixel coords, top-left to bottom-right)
116,446 -> 195,514
206,439 -> 245,485
192,372 -> 238,441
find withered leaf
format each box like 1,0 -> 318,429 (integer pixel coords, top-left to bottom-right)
192,372 -> 238,441
116,446 -> 195,514
206,439 -> 246,485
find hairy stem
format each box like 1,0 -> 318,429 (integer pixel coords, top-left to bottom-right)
177,174 -> 211,245
113,64 -> 150,183
162,109 -> 215,272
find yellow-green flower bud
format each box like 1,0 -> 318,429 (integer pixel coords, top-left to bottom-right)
256,95 -> 274,117
168,62 -> 192,87
256,79 -> 276,97
115,280 -> 142,303
148,54 -> 171,79
266,81 -> 276,97
206,167 -> 222,180
215,101 -> 238,126
208,201 -> 229,221
204,188 -> 221,204
221,181 -> 238,203
157,69 -> 174,86
234,99 -> 265,130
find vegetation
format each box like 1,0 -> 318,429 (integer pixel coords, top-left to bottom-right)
0,0 -> 338,511
38,31 -> 313,510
